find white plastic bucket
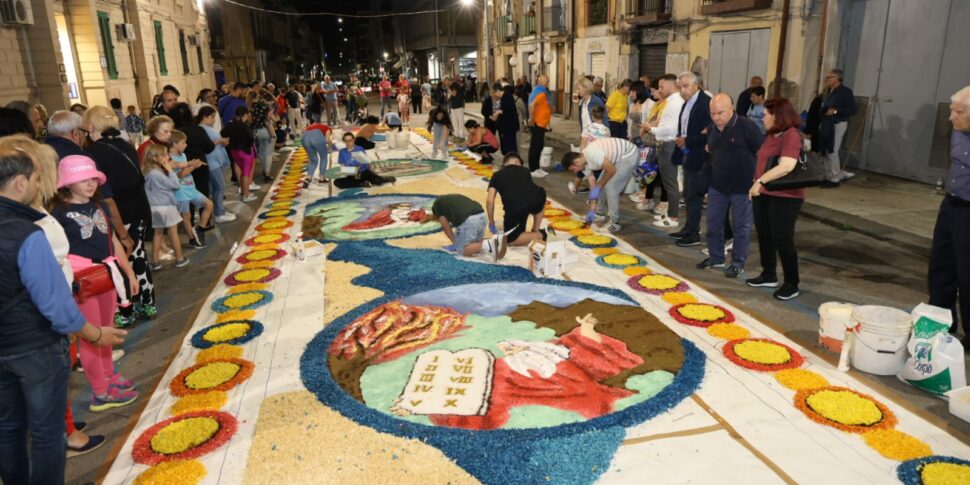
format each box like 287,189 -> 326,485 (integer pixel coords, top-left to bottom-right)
849,305 -> 912,375
819,302 -> 855,353
539,147 -> 553,168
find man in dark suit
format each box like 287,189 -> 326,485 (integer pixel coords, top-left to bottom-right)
671,72 -> 711,247
736,76 -> 764,118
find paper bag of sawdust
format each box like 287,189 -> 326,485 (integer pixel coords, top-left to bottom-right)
898,303 -> 966,397
528,240 -> 574,278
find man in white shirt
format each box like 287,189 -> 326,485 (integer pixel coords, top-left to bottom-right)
561,137 -> 640,233
641,74 -> 685,224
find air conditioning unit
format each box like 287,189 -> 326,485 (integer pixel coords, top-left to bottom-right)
116,23 -> 137,41
0,0 -> 33,25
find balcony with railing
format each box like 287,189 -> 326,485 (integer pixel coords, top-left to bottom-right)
521,14 -> 537,36
625,0 -> 671,24
543,5 -> 567,33
700,0 -> 773,15
497,15 -> 516,42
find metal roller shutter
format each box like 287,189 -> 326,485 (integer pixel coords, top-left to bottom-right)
638,44 -> 667,80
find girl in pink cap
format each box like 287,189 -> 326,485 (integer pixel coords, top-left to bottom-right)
52,155 -> 141,412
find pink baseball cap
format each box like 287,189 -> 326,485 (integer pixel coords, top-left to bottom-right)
57,155 -> 107,189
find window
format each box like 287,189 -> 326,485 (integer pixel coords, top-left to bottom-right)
154,21 -> 168,76
96,11 -> 118,80
587,0 -> 608,25
179,29 -> 190,74
197,44 -> 205,73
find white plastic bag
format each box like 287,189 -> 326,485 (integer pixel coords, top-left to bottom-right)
897,303 -> 967,397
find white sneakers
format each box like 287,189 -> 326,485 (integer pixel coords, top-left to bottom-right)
636,200 -> 655,211
481,233 -> 508,262
531,169 -> 549,178
628,193 -> 644,203
653,201 -> 668,216
654,216 -> 679,228
214,213 -> 237,223
249,183 -> 262,191
242,194 -> 258,202
568,181 -> 577,194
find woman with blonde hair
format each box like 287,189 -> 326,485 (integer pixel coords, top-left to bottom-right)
0,135 -> 108,455
83,105 -> 156,326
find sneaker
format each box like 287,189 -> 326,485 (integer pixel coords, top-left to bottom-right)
724,266 -> 745,279
175,257 -> 190,268
567,181 -> 577,194
243,194 -> 259,202
495,233 -> 508,261
194,229 -> 207,246
605,222 -> 622,233
249,183 -> 262,191
725,239 -> 734,252
653,202 -> 668,215
669,230 -> 688,239
89,388 -> 138,412
531,169 -> 548,179
263,173 -> 273,183
303,180 -> 310,188
150,262 -> 163,271
636,200 -> 655,211
188,238 -> 206,249
67,434 -> 106,458
592,214 -> 607,224
111,350 -> 126,363
675,234 -> 701,247
628,193 -> 644,203
577,186 -> 590,194
820,180 -> 841,188
654,216 -> 680,228
746,274 -> 780,288
109,374 -> 135,392
214,213 -> 237,223
136,303 -> 157,320
696,258 -> 726,270
482,238 -> 497,262
113,313 -> 136,329
773,284 -> 800,300
318,178 -> 328,186
840,171 -> 855,181
158,253 -> 175,262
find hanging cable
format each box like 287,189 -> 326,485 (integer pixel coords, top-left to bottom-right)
220,0 -> 448,18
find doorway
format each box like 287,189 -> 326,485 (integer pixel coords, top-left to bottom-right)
54,13 -> 83,105
707,29 -> 769,97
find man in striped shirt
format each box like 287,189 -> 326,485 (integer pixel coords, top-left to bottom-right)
561,137 -> 640,233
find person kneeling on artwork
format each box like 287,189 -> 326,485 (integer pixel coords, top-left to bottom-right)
561,137 -> 640,234
486,153 -> 548,246
383,111 -> 404,131
464,119 -> 499,164
424,194 -> 507,262
335,132 -> 395,188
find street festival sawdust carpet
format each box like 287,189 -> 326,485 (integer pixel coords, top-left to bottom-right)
105,131 -> 970,485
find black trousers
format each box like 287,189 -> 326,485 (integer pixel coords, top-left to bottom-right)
355,137 -> 376,150
499,129 -> 517,155
470,143 -> 497,162
412,95 -> 422,114
928,195 -> 970,335
528,125 -> 546,172
753,195 -> 803,286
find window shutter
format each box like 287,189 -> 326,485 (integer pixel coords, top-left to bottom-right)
154,21 -> 168,76
97,11 -> 118,80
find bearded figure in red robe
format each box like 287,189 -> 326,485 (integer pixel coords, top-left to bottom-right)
341,203 -> 428,232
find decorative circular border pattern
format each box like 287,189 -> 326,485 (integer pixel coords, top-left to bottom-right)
258,209 -> 297,220
224,267 -> 282,286
569,235 -> 617,249
723,338 -> 804,372
550,219 -> 585,231
211,290 -> 273,313
191,320 -> 264,349
170,358 -> 255,396
235,248 -> 287,264
668,303 -> 735,328
595,253 -> 646,269
628,274 -> 689,295
897,455 -> 970,485
794,386 -> 898,433
256,220 -> 294,232
245,232 -> 291,247
265,200 -> 299,210
132,411 -> 237,465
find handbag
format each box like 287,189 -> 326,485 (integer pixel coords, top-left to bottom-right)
71,205 -> 115,303
763,150 -> 826,191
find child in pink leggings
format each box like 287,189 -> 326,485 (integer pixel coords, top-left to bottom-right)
52,155 -> 140,412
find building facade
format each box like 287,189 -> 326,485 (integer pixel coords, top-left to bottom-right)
1,0 -> 214,115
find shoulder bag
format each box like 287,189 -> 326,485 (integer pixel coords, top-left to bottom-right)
763,149 -> 826,191
72,206 -> 114,303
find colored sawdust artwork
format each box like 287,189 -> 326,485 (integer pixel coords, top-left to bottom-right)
369,158 -> 448,178
302,194 -> 440,242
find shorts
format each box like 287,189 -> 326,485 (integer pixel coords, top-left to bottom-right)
231,148 -> 255,178
453,213 -> 487,254
176,194 -> 207,214
151,205 -> 181,229
503,189 -> 546,242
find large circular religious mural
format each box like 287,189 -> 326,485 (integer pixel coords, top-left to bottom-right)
302,194 -> 439,242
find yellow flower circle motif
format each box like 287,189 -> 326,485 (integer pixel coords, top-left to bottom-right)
196,344 -> 243,364
134,460 -> 206,485
233,268 -> 273,283
264,209 -> 291,218
227,283 -> 269,295
242,250 -> 280,262
215,310 -> 255,323
170,392 -> 229,416
678,303 -> 726,321
639,275 -> 682,291
623,266 -> 652,276
270,201 -> 296,209
551,220 -> 584,231
733,340 -> 792,365
602,253 -> 641,266
707,323 -> 751,341
252,233 -> 286,245
545,208 -> 569,217
593,248 -> 619,256
862,429 -> 932,461
922,462 -> 970,485
203,323 -> 252,343
775,369 -> 829,391
806,389 -> 884,426
183,362 -> 242,391
224,292 -> 264,309
577,234 -> 614,246
150,417 -> 220,455
662,292 -> 698,305
259,220 -> 290,230
569,228 -> 594,236
241,261 -> 276,270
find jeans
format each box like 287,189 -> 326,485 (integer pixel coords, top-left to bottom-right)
454,213 -> 487,253
255,127 -> 273,177
302,129 -> 330,180
346,98 -> 357,122
325,100 -> 338,125
380,97 -> 394,117
0,340 -> 69,485
528,125 -> 547,172
209,165 -> 226,216
682,168 -> 704,237
825,121 -> 848,182
928,195 -> 970,335
706,188 -> 752,267
595,152 -> 638,224
753,195 -> 803,286
657,141 -> 679,218
432,124 -> 449,157
450,108 -> 466,138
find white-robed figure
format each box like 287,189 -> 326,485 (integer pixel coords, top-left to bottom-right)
497,339 -> 571,379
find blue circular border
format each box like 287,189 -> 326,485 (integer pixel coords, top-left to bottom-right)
897,455 -> 970,485
190,320 -> 265,349
595,253 -> 646,269
211,290 -> 274,313
569,235 -> 618,249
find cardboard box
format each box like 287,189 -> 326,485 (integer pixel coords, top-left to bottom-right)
528,239 -> 575,278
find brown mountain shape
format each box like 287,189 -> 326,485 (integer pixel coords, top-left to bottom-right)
508,298 -> 684,388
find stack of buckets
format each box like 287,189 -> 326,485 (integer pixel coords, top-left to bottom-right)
848,305 -> 913,375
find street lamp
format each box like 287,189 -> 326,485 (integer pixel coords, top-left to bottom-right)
338,17 -> 343,23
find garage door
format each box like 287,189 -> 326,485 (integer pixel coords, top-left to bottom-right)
638,44 -> 667,80
589,52 -> 606,82
708,29 -> 769,98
